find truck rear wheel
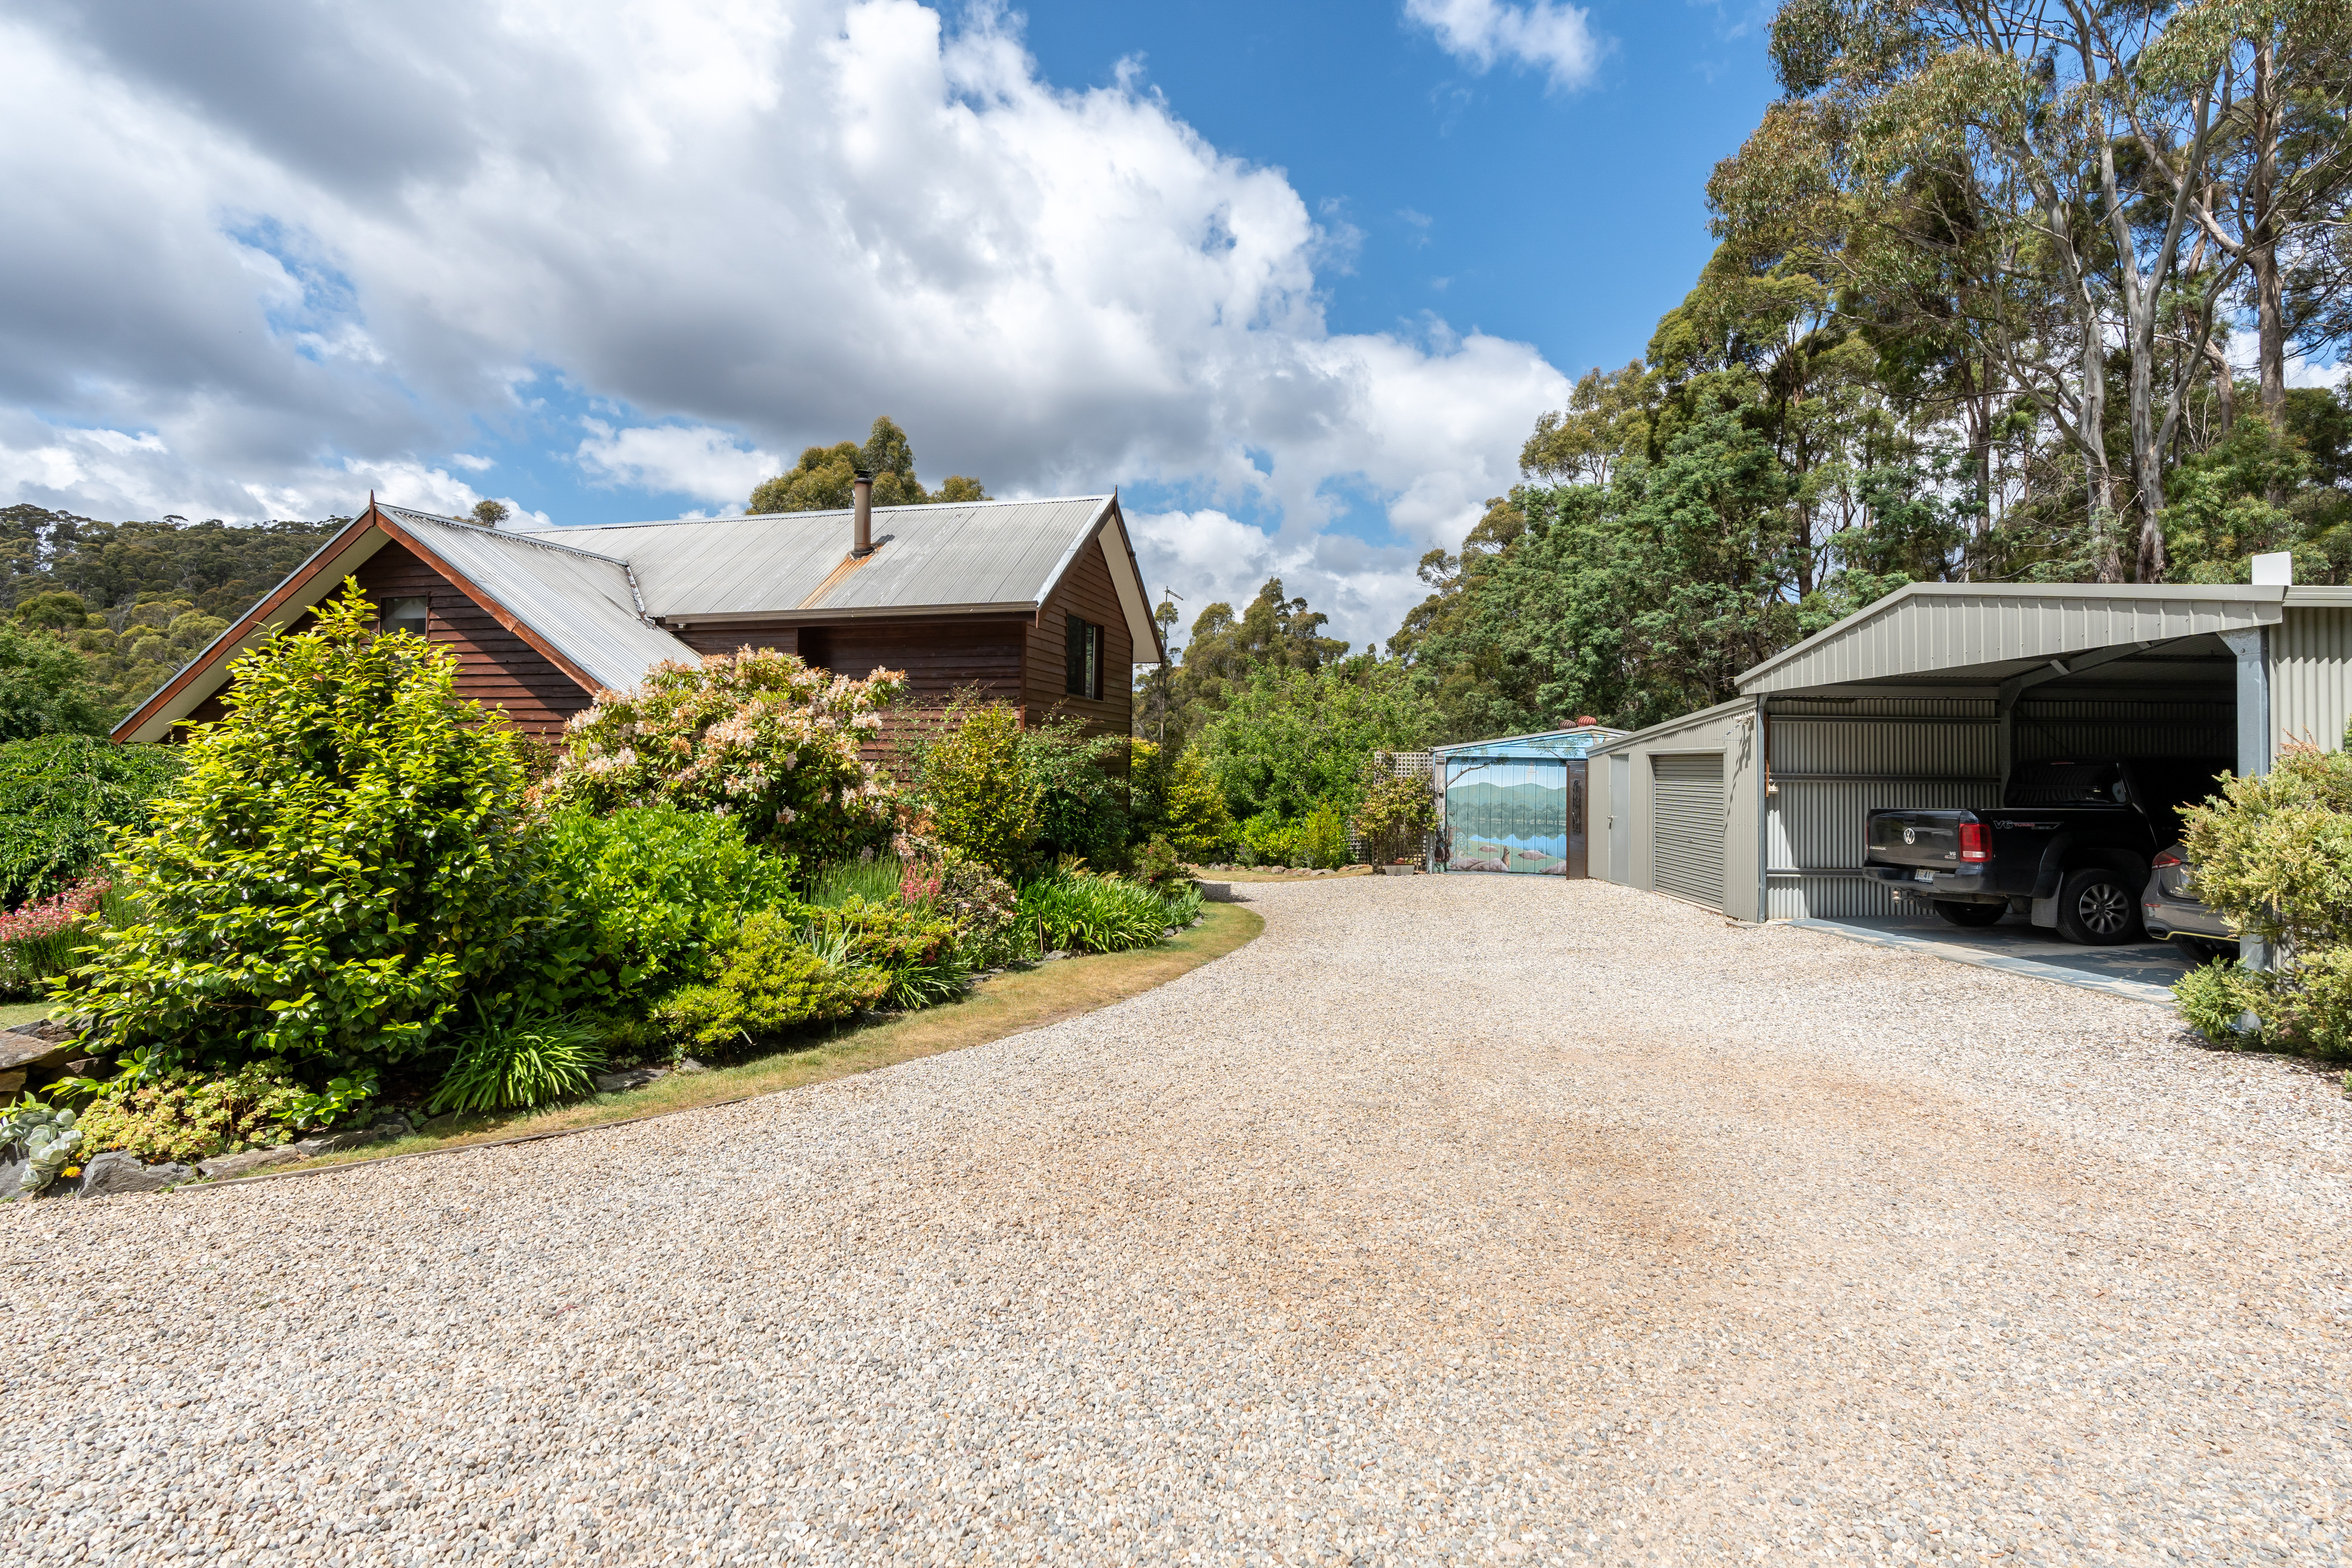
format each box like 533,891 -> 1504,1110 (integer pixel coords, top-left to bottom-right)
1933,900 -> 2004,927
2056,865 -> 2145,945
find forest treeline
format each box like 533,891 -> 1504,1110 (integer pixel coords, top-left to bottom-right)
1159,0 -> 2352,746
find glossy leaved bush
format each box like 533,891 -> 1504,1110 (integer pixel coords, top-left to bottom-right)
52,584 -> 554,1070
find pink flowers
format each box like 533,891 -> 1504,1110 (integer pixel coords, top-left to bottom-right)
0,876 -> 109,943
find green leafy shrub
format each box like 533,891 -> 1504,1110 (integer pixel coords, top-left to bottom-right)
808,895 -> 967,1009
1237,812 -> 1303,867
1131,836 -> 1189,894
427,1014 -> 606,1113
542,804 -> 798,1009
1017,872 -> 1178,954
1198,661 -> 1438,823
542,645 -> 903,862
1298,801 -> 1350,869
0,621 -> 115,742
1022,714 -> 1131,868
2176,736 -> 2352,1056
0,735 -> 187,906
75,1061 -> 312,1165
1162,746 -> 1235,860
51,584 -> 555,1072
1352,760 -> 1437,863
655,908 -> 889,1050
914,699 -> 1042,872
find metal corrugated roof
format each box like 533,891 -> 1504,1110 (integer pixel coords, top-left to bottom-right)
380,507 -> 700,692
511,496 -> 1113,619
1736,583 -> 2285,695
1431,725 -> 1628,760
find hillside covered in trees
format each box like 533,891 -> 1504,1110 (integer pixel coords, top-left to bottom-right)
1383,0 -> 2352,740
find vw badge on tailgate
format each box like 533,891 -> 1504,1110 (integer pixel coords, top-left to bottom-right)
1902,826 -> 1917,845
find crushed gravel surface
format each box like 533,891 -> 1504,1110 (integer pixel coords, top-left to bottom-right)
6,876 -> 2350,1566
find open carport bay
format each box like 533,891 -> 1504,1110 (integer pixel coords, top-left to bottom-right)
1589,586 -> 2352,990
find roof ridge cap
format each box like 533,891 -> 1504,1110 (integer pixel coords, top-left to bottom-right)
381,505 -> 632,567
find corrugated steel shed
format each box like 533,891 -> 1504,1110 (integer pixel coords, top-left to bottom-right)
382,507 -> 700,692
511,496 -> 1116,621
1737,583 -> 2285,695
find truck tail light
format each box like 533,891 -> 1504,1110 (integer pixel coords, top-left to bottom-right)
1958,821 -> 1990,862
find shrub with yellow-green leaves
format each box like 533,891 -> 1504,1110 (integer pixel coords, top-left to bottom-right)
75,1061 -> 313,1165
2174,735 -> 2352,1057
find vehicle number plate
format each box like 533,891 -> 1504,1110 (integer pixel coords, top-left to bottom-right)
1914,869 -> 1937,882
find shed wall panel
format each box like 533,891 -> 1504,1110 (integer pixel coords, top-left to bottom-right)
2275,605 -> 2352,754
1761,700 -> 2000,920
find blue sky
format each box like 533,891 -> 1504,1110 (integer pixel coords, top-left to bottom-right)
0,0 -> 1784,645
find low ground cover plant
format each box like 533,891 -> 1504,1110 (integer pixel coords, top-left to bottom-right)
2174,734 -> 2352,1057
70,1061 -> 314,1166
1018,869 -> 1198,955
657,908 -> 890,1050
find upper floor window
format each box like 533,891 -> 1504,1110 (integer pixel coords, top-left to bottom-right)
382,596 -> 429,637
1064,615 -> 1101,700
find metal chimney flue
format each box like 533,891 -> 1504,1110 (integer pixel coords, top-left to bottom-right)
852,470 -> 874,556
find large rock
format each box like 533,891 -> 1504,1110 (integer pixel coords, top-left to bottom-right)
195,1144 -> 309,1180
76,1151 -> 195,1197
0,1026 -> 80,1077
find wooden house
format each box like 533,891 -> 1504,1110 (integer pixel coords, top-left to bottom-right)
112,484 -> 1162,761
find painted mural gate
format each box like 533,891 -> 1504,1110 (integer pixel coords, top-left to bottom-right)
1443,759 -> 1573,874
1433,724 -> 1619,876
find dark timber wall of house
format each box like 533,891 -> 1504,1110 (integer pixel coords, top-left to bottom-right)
679,616 -> 1029,766
1026,533 -> 1133,762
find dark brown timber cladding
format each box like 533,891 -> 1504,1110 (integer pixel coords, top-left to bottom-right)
1026,530 -> 1133,757
681,617 -> 1028,768
339,543 -> 594,735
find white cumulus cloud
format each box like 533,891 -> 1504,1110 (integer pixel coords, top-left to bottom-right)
1404,0 -> 1603,90
0,0 -> 1570,645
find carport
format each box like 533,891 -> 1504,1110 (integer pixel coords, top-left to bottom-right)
1592,580 -> 2352,971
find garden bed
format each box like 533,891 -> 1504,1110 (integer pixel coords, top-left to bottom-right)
200,900 -> 1264,1185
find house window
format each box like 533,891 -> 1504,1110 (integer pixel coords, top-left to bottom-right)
382,596 -> 430,637
1064,615 -> 1102,700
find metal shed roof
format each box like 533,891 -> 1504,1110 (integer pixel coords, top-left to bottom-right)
1736,583 -> 2286,695
511,496 -> 1117,621
1431,724 -> 1628,761
380,507 -> 699,693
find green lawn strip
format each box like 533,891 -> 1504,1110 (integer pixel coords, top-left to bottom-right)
0,1000 -> 51,1030
227,901 -> 1266,1183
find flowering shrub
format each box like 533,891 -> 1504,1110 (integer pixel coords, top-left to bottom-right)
0,874 -> 110,997
542,647 -> 905,863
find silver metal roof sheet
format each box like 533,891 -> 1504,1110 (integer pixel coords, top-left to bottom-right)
379,507 -> 700,692
1736,583 -> 2285,695
513,496 -> 1114,620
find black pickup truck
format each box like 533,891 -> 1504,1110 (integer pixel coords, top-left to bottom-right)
1862,758 -> 2231,945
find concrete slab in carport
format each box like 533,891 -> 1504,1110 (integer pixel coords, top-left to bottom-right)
1790,916 -> 2190,1006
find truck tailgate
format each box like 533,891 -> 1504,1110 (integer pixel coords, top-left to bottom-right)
1866,809 -> 1966,870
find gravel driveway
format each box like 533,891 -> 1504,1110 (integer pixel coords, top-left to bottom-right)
7,877 -> 2350,1566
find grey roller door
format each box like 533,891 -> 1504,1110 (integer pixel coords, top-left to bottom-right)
1650,753 -> 1724,909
